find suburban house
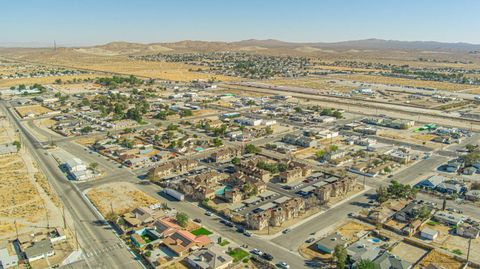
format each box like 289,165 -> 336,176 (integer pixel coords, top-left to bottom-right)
185,245 -> 233,269
0,242 -> 19,269
282,134 -> 317,148
24,239 -> 54,262
420,227 -> 439,240
416,175 -> 447,191
456,223 -> 480,239
433,211 -> 464,226
0,143 -> 18,156
465,190 -> 480,201
346,236 -> 382,264
162,230 -> 211,256
316,233 -> 347,254
373,251 -> 412,269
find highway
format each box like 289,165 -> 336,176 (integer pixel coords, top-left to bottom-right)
0,101 -> 142,269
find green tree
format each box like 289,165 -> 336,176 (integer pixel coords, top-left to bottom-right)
245,144 -> 261,154
265,125 -> 273,135
332,110 -> 343,119
13,140 -> 21,151
278,163 -> 288,172
80,126 -> 93,134
175,212 -> 189,228
357,259 -> 377,269
213,138 -> 223,147
417,205 -> 431,220
231,157 -> 241,165
334,245 -> 348,269
315,150 -> 326,159
89,162 -> 99,173
376,186 -> 390,203
330,145 -> 339,152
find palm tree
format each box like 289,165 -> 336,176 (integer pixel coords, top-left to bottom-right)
357,259 -> 377,269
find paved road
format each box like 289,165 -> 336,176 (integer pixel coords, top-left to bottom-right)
0,102 -> 142,269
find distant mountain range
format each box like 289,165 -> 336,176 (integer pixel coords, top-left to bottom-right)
3,38 -> 480,54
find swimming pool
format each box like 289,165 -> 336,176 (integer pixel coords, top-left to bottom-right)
368,237 -> 381,243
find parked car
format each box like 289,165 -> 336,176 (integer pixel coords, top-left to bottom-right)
193,218 -> 202,223
277,262 -> 290,269
305,238 -> 315,243
251,248 -> 263,256
205,211 -> 212,216
243,231 -> 252,237
282,229 -> 291,234
262,253 -> 274,261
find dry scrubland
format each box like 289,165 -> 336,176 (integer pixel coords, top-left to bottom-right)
270,77 -> 355,92
86,182 -> 158,216
0,114 -> 62,239
0,74 -> 102,88
15,104 -> 54,117
337,74 -> 473,91
2,49 -> 236,82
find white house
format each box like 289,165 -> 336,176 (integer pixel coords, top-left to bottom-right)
65,157 -> 87,172
420,227 -> 438,240
0,243 -> 19,269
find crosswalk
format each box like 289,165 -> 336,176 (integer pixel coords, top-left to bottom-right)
83,242 -> 124,258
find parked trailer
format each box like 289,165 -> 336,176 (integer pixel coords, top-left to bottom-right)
163,188 -> 185,201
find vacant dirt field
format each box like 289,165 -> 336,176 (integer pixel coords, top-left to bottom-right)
337,221 -> 373,242
417,250 -> 464,269
0,114 -> 62,240
0,153 -> 62,239
0,74 -> 102,88
337,74 -> 471,91
86,182 -> 159,217
4,49 -> 237,82
270,77 -> 355,92
15,104 -> 54,117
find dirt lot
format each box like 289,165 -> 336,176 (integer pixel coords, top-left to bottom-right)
337,74 -> 471,92
424,222 -> 480,264
337,220 -> 373,243
15,104 -> 54,117
417,250 -> 465,269
390,241 -> 428,264
0,117 -> 63,240
0,74 -> 102,88
4,49 -> 236,82
270,77 -> 356,93
86,182 -> 159,217
49,82 -> 102,94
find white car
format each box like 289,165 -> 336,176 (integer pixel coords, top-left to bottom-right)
251,248 -> 263,256
278,262 -> 290,269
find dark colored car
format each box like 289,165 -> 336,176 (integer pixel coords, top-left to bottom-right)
262,253 -> 274,261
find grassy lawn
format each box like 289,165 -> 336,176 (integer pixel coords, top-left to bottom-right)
228,248 -> 249,262
141,234 -> 153,243
219,239 -> 230,246
191,227 -> 213,236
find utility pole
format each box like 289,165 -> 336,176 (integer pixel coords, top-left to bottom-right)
62,205 -> 66,229
14,220 -> 19,240
466,238 -> 472,266
74,224 -> 79,250
43,200 -> 50,231
110,201 -> 114,219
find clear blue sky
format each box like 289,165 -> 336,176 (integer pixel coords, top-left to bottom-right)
1,0 -> 479,47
